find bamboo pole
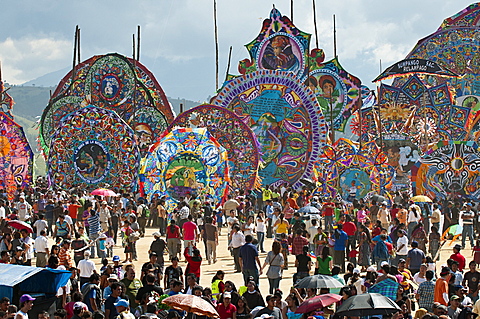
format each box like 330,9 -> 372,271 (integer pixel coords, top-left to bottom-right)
312,0 -> 319,48
77,27 -> 81,64
291,0 -> 294,23
132,34 -> 136,60
333,15 -> 337,58
137,25 -> 141,61
214,0 -> 219,90
224,46 -> 232,83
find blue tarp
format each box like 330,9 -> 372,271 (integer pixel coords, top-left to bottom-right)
0,264 -> 71,300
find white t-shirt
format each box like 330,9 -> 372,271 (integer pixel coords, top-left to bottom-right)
413,272 -> 427,284
396,236 -> 409,255
34,236 -> 49,253
34,219 -> 48,237
0,206 -> 5,219
256,218 -> 266,232
22,236 -> 34,260
308,226 -> 317,244
78,258 -> 96,278
243,223 -> 255,236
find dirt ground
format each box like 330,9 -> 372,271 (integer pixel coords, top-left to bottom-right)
62,225 -> 466,294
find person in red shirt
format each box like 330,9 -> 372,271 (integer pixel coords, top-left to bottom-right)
216,291 -> 237,319
342,215 -> 357,257
323,201 -> 335,232
292,230 -> 309,255
390,204 -> 399,220
372,220 -> 382,238
450,244 -> 466,271
184,247 -> 202,282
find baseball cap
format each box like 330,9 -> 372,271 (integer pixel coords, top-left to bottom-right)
114,299 -> 130,308
451,295 -> 461,300
353,268 -> 361,274
398,258 -> 406,263
16,246 -> 24,252
380,261 -> 389,267
19,294 -> 35,303
366,266 -> 376,272
223,292 -> 231,299
149,252 -> 158,257
152,232 -> 161,237
73,302 -> 87,310
113,255 -> 120,262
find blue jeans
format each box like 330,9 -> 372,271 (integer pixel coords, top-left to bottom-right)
462,224 -> 475,248
242,268 -> 259,286
257,232 -> 265,252
268,277 -> 281,294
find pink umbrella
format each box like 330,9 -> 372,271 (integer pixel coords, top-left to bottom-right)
8,220 -> 33,233
90,188 -> 117,197
295,293 -> 342,313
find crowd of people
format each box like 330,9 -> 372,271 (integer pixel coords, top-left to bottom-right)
2,182 -> 480,319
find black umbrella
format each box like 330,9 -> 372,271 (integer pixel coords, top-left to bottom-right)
335,293 -> 401,317
294,275 -> 345,289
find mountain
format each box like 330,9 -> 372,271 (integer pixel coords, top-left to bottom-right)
22,67 -> 70,88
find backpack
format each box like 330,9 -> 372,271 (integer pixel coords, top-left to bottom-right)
140,204 -> 150,218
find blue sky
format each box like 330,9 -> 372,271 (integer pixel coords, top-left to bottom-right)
0,0 -> 475,102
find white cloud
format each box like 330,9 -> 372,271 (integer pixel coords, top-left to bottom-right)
0,36 -> 71,84
0,0 -> 476,99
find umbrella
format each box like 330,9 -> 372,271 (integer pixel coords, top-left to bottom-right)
410,195 -> 432,202
298,205 -> 320,214
335,293 -> 401,317
8,220 -> 33,233
371,194 -> 386,203
295,275 -> 345,289
162,294 -> 219,318
295,293 -> 342,313
91,188 -> 117,197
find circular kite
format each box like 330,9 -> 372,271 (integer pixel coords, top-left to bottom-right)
0,111 -> 33,200
140,128 -> 230,212
168,104 -> 260,191
412,141 -> 480,200
47,105 -> 139,191
212,69 -> 328,188
40,53 -> 174,156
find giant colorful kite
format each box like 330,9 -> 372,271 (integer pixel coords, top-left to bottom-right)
168,104 -> 260,191
212,70 -> 328,187
47,105 -> 139,191
40,53 -> 174,156
398,3 -> 480,136
140,128 -> 230,212
0,111 -> 34,200
315,138 -> 394,201
306,57 -> 362,132
412,141 -> 480,200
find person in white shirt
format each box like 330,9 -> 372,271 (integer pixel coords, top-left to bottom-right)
407,206 -> 421,238
307,219 -> 318,252
395,230 -> 409,265
15,196 -> 32,221
98,201 -> 111,232
228,225 -> 245,273
33,214 -> 48,238
0,200 -> 5,224
378,203 -> 390,229
413,264 -> 428,284
20,229 -> 34,266
78,250 -> 97,287
34,230 -> 49,267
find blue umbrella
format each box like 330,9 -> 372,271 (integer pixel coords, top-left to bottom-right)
298,205 -> 321,214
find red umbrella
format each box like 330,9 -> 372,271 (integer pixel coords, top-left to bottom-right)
90,188 -> 117,197
8,220 -> 33,233
295,293 -> 342,313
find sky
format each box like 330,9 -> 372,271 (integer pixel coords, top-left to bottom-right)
0,0 -> 476,102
